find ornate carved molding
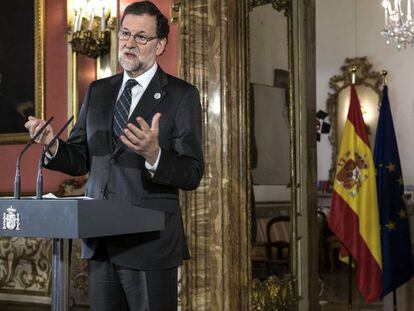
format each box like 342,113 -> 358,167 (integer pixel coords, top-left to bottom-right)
170,0 -> 181,24
251,275 -> 297,310
327,57 -> 382,182
249,0 -> 291,16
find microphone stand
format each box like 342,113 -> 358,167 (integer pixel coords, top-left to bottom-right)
33,116 -> 74,311
36,116 -> 74,200
14,117 -> 54,199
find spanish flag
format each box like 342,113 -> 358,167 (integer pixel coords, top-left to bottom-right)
328,85 -> 382,302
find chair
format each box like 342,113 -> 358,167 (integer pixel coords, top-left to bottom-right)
317,209 -> 341,272
326,235 -> 341,272
265,216 -> 291,275
251,218 -> 272,280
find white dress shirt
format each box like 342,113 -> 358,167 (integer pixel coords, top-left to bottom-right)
120,62 -> 161,173
119,62 -> 157,118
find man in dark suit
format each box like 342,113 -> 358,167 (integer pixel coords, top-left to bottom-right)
25,2 -> 203,310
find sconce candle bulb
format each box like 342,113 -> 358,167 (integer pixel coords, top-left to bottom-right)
73,10 -> 79,32
88,12 -> 94,31
101,7 -> 106,31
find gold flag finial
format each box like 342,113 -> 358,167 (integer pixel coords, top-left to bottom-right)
350,66 -> 357,84
381,69 -> 388,85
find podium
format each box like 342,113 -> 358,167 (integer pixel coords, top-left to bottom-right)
0,198 -> 164,311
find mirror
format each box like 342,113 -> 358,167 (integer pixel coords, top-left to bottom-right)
249,1 -> 294,303
251,78 -> 290,186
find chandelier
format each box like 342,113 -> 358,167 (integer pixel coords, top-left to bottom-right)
381,0 -> 414,49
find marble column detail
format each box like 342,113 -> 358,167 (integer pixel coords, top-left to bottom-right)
178,0 -> 251,310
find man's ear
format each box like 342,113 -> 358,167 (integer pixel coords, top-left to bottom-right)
156,38 -> 168,56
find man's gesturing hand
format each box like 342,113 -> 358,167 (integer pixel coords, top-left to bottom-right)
24,116 -> 57,154
120,113 -> 161,165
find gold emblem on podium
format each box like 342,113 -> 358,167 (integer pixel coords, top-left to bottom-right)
2,206 -> 21,231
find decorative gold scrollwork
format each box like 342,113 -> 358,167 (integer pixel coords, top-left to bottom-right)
170,0 -> 181,24
0,237 -> 52,294
70,30 -> 111,59
250,0 -> 291,16
328,57 -> 382,97
69,239 -> 88,307
251,275 -> 297,310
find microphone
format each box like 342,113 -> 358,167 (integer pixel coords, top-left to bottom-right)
14,116 -> 54,199
36,116 -> 74,199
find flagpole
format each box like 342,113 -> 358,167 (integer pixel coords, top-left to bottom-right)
348,253 -> 353,311
383,69 -> 397,311
346,65 -> 357,311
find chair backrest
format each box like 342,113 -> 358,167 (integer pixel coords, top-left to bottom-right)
266,216 -> 291,260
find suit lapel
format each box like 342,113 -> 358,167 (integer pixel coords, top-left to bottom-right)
112,67 -> 168,157
128,67 -> 168,123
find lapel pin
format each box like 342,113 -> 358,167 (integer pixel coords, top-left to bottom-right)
154,92 -> 161,99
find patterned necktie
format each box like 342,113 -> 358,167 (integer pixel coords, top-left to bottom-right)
112,79 -> 139,143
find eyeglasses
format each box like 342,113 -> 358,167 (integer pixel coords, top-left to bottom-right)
117,29 -> 158,45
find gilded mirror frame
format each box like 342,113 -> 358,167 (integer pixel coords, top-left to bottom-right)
0,0 -> 45,144
327,57 -> 382,182
250,0 -> 291,15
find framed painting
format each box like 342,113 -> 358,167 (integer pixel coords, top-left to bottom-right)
0,0 -> 44,144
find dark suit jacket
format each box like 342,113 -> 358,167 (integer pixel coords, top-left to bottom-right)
46,66 -> 204,270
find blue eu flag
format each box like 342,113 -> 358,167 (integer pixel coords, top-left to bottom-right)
374,85 -> 413,297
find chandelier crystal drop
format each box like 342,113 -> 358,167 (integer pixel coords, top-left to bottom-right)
381,0 -> 414,49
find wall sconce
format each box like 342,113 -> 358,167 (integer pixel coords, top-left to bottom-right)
67,0 -> 117,126
68,0 -> 117,59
